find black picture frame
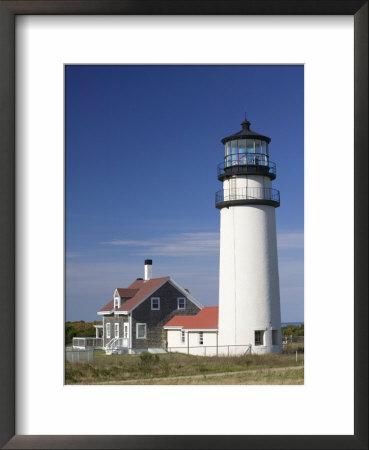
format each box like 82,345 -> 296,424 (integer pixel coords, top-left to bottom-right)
0,1 -> 367,449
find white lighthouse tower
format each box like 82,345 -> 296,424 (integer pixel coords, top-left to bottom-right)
216,117 -> 282,354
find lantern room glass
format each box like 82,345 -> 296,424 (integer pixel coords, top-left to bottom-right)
231,140 -> 238,165
224,139 -> 269,168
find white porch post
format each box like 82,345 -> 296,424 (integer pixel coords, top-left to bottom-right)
129,314 -> 132,354
95,327 -> 99,338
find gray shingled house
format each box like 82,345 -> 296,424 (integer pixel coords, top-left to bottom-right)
95,260 -> 203,354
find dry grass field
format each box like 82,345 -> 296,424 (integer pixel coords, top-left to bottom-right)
125,367 -> 304,385
65,344 -> 304,385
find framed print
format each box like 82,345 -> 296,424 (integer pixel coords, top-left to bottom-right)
0,1 -> 367,449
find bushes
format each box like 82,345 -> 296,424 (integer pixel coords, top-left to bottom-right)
138,352 -> 160,374
282,342 -> 304,354
65,321 -> 102,343
282,324 -> 304,337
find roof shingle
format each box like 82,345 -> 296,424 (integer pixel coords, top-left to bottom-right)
98,277 -> 169,313
116,288 -> 139,298
164,306 -> 218,329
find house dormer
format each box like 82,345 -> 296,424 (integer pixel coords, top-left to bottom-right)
113,289 -> 121,309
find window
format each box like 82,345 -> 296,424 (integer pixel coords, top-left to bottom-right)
225,142 -> 231,167
114,323 -> 119,338
238,139 -> 246,165
136,323 -> 147,339
254,139 -> 261,154
114,296 -> 120,308
272,330 -> 278,346
231,140 -> 238,165
261,141 -> 268,156
106,323 -> 111,339
181,330 -> 185,343
255,330 -> 264,346
151,297 -> 160,310
177,297 -> 186,310
246,138 -> 254,153
199,332 -> 204,345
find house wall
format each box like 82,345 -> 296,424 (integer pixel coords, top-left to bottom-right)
103,314 -> 129,347
167,329 -> 218,356
131,281 -> 201,350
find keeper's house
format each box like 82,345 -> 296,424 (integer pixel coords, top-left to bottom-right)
92,260 -> 203,354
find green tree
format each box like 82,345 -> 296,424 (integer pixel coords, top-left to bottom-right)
65,321 -> 101,343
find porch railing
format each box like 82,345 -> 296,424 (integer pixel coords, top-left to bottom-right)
72,337 -> 103,349
105,337 -> 129,355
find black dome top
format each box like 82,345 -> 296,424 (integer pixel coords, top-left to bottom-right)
221,119 -> 271,144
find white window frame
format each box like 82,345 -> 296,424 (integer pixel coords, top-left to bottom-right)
136,323 -> 147,339
151,297 -> 160,310
199,331 -> 204,345
114,296 -> 120,308
181,330 -> 185,343
106,322 -> 111,339
114,323 -> 119,338
255,330 -> 264,346
177,297 -> 186,310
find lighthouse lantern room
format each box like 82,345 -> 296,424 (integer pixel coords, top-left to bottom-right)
216,118 -> 282,354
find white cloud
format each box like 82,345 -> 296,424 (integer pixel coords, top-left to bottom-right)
66,252 -> 82,259
67,230 -> 304,320
101,230 -> 304,255
101,232 -> 220,257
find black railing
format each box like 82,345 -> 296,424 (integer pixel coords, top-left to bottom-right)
217,153 -> 276,179
215,187 -> 280,207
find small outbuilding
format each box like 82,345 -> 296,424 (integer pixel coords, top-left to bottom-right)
164,306 -> 219,356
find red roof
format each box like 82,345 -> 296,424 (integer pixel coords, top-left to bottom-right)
98,277 -> 169,313
116,288 -> 139,298
99,299 -> 114,312
164,306 -> 218,330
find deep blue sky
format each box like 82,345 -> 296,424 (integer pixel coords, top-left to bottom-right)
66,65 -> 304,322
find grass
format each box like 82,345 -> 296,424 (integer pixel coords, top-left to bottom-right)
66,344 -> 304,385
126,368 -> 304,385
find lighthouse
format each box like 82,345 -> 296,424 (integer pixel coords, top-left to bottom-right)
216,117 -> 282,354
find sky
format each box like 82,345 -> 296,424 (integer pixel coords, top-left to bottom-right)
65,65 -> 304,323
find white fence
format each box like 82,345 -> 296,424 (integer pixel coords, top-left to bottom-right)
167,344 -> 253,356
168,339 -> 303,357
282,335 -> 304,344
65,348 -> 94,363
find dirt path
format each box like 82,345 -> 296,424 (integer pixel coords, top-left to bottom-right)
88,365 -> 304,385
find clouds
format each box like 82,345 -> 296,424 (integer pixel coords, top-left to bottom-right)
66,229 -> 304,321
101,232 -> 220,257
101,230 -> 304,256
